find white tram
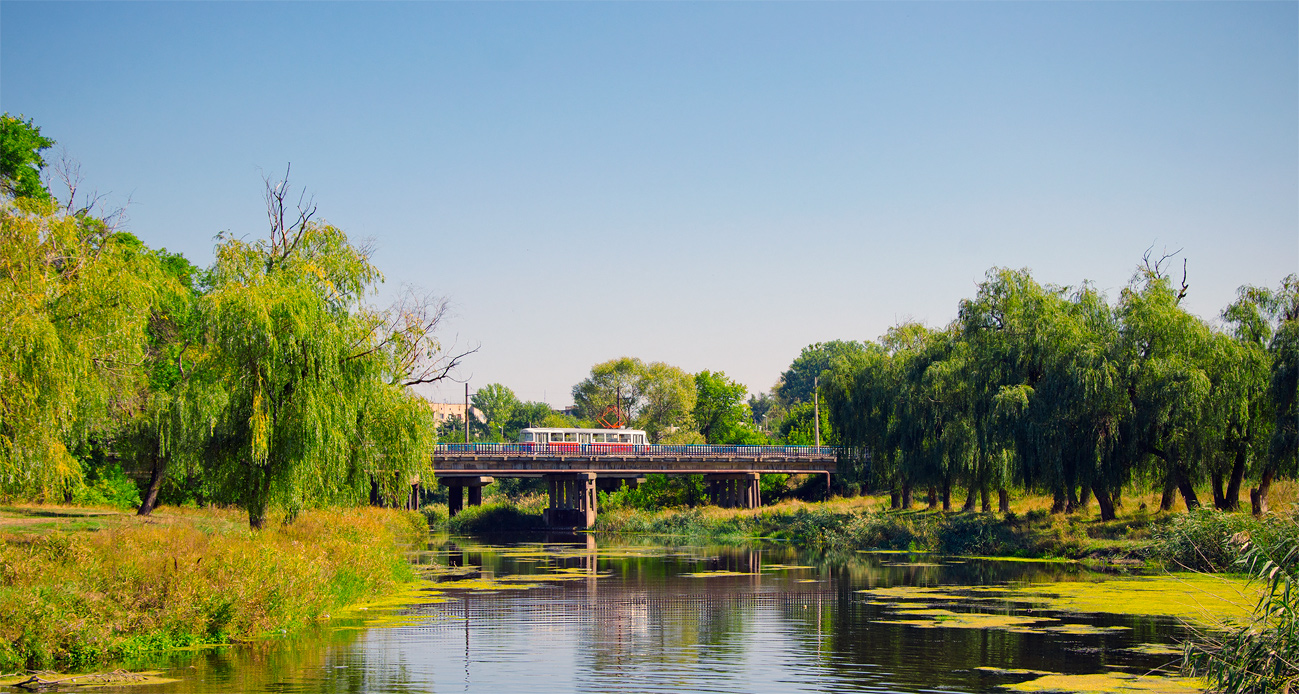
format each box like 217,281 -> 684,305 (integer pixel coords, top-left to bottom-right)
519,427 -> 648,448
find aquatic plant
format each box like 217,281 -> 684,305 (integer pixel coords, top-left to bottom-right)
1182,519 -> 1299,692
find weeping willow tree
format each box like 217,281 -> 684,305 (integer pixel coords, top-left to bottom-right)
201,179 -> 437,529
0,198 -> 171,498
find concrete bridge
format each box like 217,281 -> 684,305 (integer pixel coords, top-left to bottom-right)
433,443 -> 839,527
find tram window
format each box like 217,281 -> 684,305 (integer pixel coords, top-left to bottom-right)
523,432 -> 534,442
564,432 -> 576,442
592,433 -> 604,443
550,433 -> 562,443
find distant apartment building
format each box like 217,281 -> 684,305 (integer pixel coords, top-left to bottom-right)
427,401 -> 486,424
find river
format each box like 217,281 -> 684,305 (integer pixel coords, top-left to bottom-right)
85,533 -> 1243,693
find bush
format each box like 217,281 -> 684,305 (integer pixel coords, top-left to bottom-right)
446,503 -> 544,533
1149,508 -> 1272,572
70,463 -> 141,509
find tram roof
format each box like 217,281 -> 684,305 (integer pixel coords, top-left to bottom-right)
520,426 -> 647,434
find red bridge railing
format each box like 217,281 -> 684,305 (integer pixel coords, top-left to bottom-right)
435,443 -> 839,458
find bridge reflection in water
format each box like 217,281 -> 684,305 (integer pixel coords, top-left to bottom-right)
432,444 -> 841,527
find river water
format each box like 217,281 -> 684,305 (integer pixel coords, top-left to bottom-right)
94,533 -> 1220,693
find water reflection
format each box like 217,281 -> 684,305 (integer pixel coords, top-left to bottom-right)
70,535 -> 1199,694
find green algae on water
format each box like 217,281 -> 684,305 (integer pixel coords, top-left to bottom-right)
1010,573 -> 1259,626
877,607 -> 1051,631
999,671 -> 1206,693
0,671 -> 179,688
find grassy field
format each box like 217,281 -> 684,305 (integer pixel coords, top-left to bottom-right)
0,504 -> 427,672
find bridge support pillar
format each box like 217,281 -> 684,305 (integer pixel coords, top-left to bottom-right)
544,472 -> 597,528
707,472 -> 761,509
439,476 -> 494,518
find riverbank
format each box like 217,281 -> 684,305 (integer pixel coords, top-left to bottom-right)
0,505 -> 427,671
434,486 -> 1297,570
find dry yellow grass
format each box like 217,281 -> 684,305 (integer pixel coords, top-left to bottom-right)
0,505 -> 427,672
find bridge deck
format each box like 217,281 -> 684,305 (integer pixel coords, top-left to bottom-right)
433,443 -> 839,476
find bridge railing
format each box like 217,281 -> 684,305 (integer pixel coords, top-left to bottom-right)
435,443 -> 840,458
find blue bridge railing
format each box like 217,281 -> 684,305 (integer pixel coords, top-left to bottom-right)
435,443 -> 839,458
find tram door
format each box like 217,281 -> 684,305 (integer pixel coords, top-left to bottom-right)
579,433 -> 591,444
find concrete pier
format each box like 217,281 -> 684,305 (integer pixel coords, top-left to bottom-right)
440,476 -> 494,517
543,472 -> 598,528
706,472 -> 761,509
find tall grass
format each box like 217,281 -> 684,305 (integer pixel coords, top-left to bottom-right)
1183,518 -> 1299,692
0,506 -> 427,671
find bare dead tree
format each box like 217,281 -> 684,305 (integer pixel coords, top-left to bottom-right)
357,286 -> 478,386
1140,245 -> 1189,303
263,164 -> 317,261
47,147 -> 130,230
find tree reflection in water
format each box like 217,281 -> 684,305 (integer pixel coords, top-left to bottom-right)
123,536 -> 1202,693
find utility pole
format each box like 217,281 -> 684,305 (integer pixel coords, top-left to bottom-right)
464,382 -> 470,444
814,376 -> 820,447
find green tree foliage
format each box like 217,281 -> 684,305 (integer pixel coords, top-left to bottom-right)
0,115 -> 54,201
472,384 -> 519,441
825,262 -> 1294,519
199,180 -> 435,528
775,340 -> 867,406
572,357 -> 645,425
693,370 -> 763,444
572,357 -> 697,442
1,199 -> 172,498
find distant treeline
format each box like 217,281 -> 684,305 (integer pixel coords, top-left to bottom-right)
820,263 -> 1296,519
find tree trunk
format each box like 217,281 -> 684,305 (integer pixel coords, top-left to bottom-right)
1077,484 -> 1092,509
962,483 -> 978,512
980,486 -> 991,514
1251,467 -> 1275,516
942,479 -> 952,511
928,486 -> 939,509
890,489 -> 901,510
1176,468 -> 1200,510
1065,484 -> 1079,513
1050,488 -> 1066,515
1159,472 -> 1177,511
137,452 -> 166,517
1093,484 -> 1117,521
1210,469 -> 1226,511
248,468 -> 270,530
998,488 -> 1010,514
1224,449 -> 1247,512
901,481 -> 912,510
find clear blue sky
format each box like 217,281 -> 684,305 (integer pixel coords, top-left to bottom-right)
4,2 -> 1296,405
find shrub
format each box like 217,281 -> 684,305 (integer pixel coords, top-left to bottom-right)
446,503 -> 544,533
70,463 -> 141,509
